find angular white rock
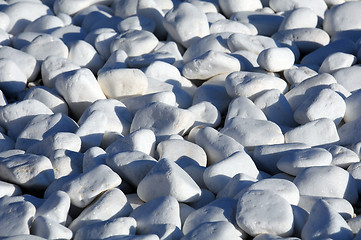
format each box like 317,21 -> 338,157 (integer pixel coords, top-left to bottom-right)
157,139 -> 207,167
278,8 -> 318,31
285,118 -> 339,147
74,217 -> 136,240
106,151 -> 157,187
69,188 -> 132,232
225,96 -> 267,123
225,71 -> 288,100
221,116 -> 284,149
137,158 -> 201,202
236,189 -> 294,237
257,47 -> 295,72
0,58 -> 27,97
277,148 -> 333,176
98,68 -> 148,99
293,88 -> 346,125
203,150 -> 260,193
31,216 -> 73,240
0,153 -> 54,189
163,2 -> 210,48
130,102 -> 195,140
301,200 -> 353,239
182,50 -> 240,80
319,52 -> 356,74
294,165 -> 358,204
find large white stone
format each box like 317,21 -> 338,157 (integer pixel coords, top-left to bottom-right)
31,216 -> 73,240
226,96 -> 267,123
278,8 -> 318,31
227,33 -> 278,54
68,40 -> 104,73
269,0 -> 327,18
319,52 -> 356,74
257,47 -> 295,72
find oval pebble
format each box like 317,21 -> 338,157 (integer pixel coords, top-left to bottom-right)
257,47 -> 295,72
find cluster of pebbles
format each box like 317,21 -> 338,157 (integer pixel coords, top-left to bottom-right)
2,0 -> 361,239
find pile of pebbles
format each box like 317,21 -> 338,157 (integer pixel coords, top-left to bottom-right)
1,0 -> 361,239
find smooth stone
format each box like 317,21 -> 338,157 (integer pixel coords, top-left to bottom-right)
216,173 -> 257,199
125,51 -> 175,68
221,116 -> 284,149
41,55 -> 80,89
68,40 -> 104,73
192,126 -> 245,165
252,143 -> 310,175
257,47 -> 295,72
333,65 -> 361,93
227,33 -> 278,55
182,221 -> 243,240
94,30 -> 118,60
0,236 -> 47,240
188,101 -> 221,128
182,198 -> 243,236
210,19 -> 254,35
157,138 -> 207,167
254,89 -> 297,127
163,2 -> 209,48
53,0 -> 111,15
0,58 -> 27,97
346,215 -> 361,234
82,147 -> 106,172
130,102 -> 195,140
278,8 -> 318,31
231,11 -> 284,36
225,96 -> 267,123
98,68 -> 148,99
69,188 -> 132,232
294,165 -> 358,204
269,0 -> 327,18
23,86 -> 69,115
323,2 -> 361,36
0,28 -> 10,46
182,32 -> 231,63
325,145 -> 359,168
285,73 -> 337,111
338,118 -> 361,146
219,0 -> 262,17
328,82 -> 352,99
203,151 -> 260,193
26,132 -> 81,158
21,34 -> 68,62
236,189 -> 294,237
0,180 -> 22,198
0,46 -> 39,81
49,149 -> 83,179
106,151 -> 156,187
78,99 -> 132,141
16,113 -> 78,151
283,65 -> 318,87
152,41 -> 184,68
3,1 -> 51,35
74,217 -> 136,240
0,131 -> 14,153
192,84 -> 232,113
293,88 -> 346,125
31,216 -> 73,240
35,190 -> 70,225
300,39 -> 356,67
344,90 -> 361,123
272,28 -> 330,54
247,178 -> 300,205
118,15 -> 156,33
48,164 -> 122,208
51,24 -> 87,47
80,10 -> 112,32
137,158 -> 201,202
188,188 -> 215,209
301,200 -> 353,240
182,50 -> 240,80
0,11 -> 9,31
319,52 -> 356,74
225,71 -> 288,100
292,205 -> 309,238
254,234 -> 301,240
111,29 -> 159,57
23,15 -> 64,33
0,153 -> 54,189
0,200 -> 36,236
106,128 -> 156,157
129,196 -> 181,233
277,148 -> 333,176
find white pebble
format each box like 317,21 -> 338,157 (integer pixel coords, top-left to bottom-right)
319,52 -> 357,74
227,33 -> 278,54
192,84 -> 232,113
31,216 -> 73,240
210,19 -> 254,35
183,221 -> 242,240
82,147 -> 106,172
332,65 -> 361,93
257,47 -> 295,72
118,15 -> 156,33
269,0 -> 327,18
216,173 -> 257,199
225,96 -> 267,123
188,101 -> 221,128
0,58 -> 27,97
68,40 -> 104,73
50,149 -> 83,179
0,180 -> 22,198
278,8 -> 318,31
283,65 -> 318,87
326,145 -> 359,168
0,12 -> 10,31
24,15 -> 64,33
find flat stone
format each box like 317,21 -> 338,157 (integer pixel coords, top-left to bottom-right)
277,148 -> 333,176
285,118 -> 340,147
294,165 -> 358,204
137,158 -> 201,202
257,47 -> 295,72
106,151 -> 157,187
236,189 -> 294,237
225,71 -> 288,100
69,188 -> 132,232
163,2 -> 209,48
221,116 -> 284,149
130,102 -> 195,140
301,200 -> 353,239
0,153 -> 54,189
203,151 -> 260,193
